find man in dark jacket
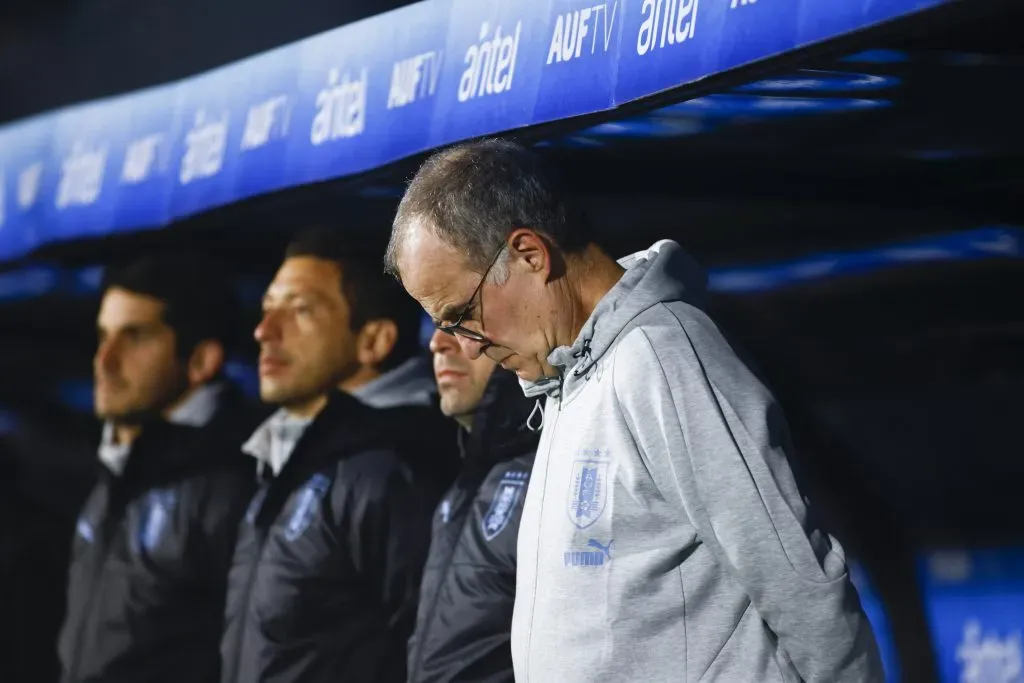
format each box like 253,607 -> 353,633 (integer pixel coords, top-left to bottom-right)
283,229 -> 459,486
407,327 -> 540,683
221,230 -> 450,683
58,255 -> 260,683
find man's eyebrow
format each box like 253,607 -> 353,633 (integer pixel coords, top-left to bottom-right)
98,322 -> 160,336
435,302 -> 465,323
263,290 -> 321,306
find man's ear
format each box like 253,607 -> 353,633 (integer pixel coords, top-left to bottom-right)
508,228 -> 554,279
356,319 -> 399,369
187,340 -> 225,386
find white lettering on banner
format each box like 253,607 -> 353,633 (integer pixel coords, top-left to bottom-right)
56,141 -> 108,209
388,51 -> 443,110
956,620 -> 1023,683
636,0 -> 699,56
122,135 -> 162,185
180,110 -> 229,184
311,68 -> 368,145
241,96 -> 290,151
458,22 -> 522,103
730,0 -> 757,7
17,162 -> 42,209
546,2 -> 618,65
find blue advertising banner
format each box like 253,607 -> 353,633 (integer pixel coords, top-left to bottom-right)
172,65 -> 249,219
534,0 -> 621,122
287,17 -> 396,186
919,548 -> 1024,683
372,1 -> 452,166
110,85 -> 183,232
0,116 -> 54,260
228,46 -> 304,204
429,0 -> 555,145
613,0 -> 713,104
0,0 -> 956,261
44,98 -> 129,241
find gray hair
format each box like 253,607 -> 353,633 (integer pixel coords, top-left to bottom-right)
385,138 -> 588,281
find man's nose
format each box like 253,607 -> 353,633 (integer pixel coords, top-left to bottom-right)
429,328 -> 458,354
94,338 -> 119,371
254,310 -> 281,343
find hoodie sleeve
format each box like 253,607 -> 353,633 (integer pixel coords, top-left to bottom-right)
611,310 -> 884,683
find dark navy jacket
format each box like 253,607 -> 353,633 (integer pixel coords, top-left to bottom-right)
407,371 -> 540,683
221,391 -> 452,683
58,388 -> 259,683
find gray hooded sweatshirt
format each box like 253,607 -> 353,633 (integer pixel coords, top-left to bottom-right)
510,240 -> 883,683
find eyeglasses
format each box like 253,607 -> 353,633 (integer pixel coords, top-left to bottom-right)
436,244 -> 507,343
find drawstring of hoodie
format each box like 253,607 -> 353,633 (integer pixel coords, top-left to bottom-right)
521,338 -> 593,432
572,339 -> 593,377
526,400 -> 544,432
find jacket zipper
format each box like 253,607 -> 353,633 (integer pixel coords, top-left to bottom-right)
229,484 -> 271,683
410,485 -> 473,681
523,387 -> 561,683
68,490 -> 125,682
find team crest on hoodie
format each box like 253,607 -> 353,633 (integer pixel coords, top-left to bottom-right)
567,454 -> 608,529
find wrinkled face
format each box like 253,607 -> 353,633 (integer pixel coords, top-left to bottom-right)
429,328 -> 495,421
94,288 -> 188,423
396,225 -> 552,382
255,257 -> 359,412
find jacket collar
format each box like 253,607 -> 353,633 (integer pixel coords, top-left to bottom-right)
98,382 -> 224,476
242,390 -> 381,482
461,370 -> 540,466
242,409 -> 315,477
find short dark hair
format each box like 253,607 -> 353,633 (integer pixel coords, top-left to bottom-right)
386,138 -> 590,278
101,253 -> 239,359
285,227 -> 422,372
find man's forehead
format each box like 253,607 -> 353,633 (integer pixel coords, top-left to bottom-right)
411,272 -> 475,322
266,257 -> 341,300
398,228 -> 474,314
264,278 -> 324,300
398,222 -> 471,270
98,288 -> 166,328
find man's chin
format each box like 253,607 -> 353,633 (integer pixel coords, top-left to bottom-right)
262,385 -> 329,416
512,367 -> 544,382
438,394 -> 474,420
258,386 -> 290,407
94,396 -> 120,420
95,407 -> 148,426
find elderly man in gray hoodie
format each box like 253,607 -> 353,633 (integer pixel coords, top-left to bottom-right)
384,139 -> 884,683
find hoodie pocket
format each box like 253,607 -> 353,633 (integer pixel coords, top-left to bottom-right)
698,604 -> 789,683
